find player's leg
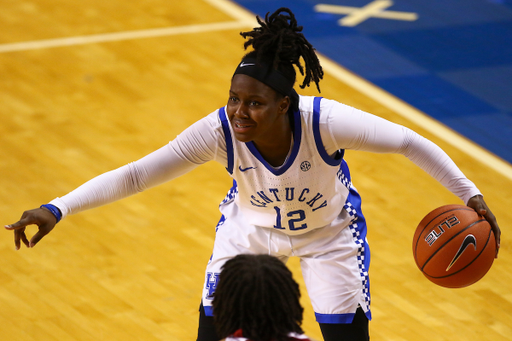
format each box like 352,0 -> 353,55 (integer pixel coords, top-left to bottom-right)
319,306 -> 369,341
197,303 -> 220,341
301,239 -> 371,341
299,245 -> 371,341
196,215 -> 236,341
295,191 -> 371,341
197,302 -> 219,341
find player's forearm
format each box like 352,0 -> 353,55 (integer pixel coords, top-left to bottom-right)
49,163 -> 145,218
400,131 -> 480,204
49,145 -> 199,219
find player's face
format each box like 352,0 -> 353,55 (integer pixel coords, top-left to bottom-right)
227,74 -> 290,145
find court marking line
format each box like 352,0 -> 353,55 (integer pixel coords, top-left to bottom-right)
0,0 -> 510,180
0,20 -> 254,53
208,0 -> 512,181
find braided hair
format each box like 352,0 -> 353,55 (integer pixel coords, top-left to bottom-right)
240,7 -> 324,93
212,254 -> 304,341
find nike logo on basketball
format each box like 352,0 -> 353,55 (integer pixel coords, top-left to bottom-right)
239,62 -> 255,67
446,234 -> 477,271
239,166 -> 257,172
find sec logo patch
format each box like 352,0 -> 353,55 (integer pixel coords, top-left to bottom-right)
300,161 -> 311,171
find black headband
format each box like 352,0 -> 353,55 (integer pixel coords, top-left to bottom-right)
232,57 -> 294,96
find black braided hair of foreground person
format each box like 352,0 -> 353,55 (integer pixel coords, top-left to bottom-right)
240,7 -> 324,93
212,254 -> 304,341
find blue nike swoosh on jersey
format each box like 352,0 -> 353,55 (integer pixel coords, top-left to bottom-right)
239,166 -> 257,172
446,234 -> 477,271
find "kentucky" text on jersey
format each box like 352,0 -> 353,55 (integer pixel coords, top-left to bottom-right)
250,187 -> 328,212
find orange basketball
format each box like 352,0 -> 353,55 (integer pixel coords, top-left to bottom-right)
413,204 -> 495,288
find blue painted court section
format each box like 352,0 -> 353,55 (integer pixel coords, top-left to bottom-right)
232,0 -> 512,164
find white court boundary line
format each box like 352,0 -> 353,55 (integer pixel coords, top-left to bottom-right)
1,0 -> 510,180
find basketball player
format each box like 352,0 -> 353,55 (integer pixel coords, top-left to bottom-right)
5,8 -> 500,341
212,254 -> 310,341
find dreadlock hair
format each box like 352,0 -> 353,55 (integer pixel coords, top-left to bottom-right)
212,254 -> 304,341
240,7 -> 324,93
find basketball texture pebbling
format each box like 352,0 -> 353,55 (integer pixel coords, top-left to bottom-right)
413,204 -> 495,288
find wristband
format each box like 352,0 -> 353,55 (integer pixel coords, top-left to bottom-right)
40,204 -> 62,223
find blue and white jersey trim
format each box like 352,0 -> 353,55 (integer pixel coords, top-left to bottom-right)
314,186 -> 371,324
312,97 -> 344,166
245,109 -> 302,176
219,106 -> 234,174
315,312 -> 358,324
344,188 -> 372,321
219,179 -> 238,207
337,160 -> 352,190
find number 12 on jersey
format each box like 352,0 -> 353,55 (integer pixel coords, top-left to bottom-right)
273,206 -> 307,231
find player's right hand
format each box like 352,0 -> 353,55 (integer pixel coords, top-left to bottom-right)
4,208 -> 57,250
467,195 -> 501,258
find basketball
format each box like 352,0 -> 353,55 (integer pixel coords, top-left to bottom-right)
413,204 -> 495,288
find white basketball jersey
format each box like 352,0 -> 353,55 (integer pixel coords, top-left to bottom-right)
218,96 -> 352,235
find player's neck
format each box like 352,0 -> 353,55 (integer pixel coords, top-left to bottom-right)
253,129 -> 293,167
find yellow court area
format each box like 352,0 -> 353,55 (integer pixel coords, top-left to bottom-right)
0,1 -> 511,340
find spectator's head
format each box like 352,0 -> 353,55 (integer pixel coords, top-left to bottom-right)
212,254 -> 304,341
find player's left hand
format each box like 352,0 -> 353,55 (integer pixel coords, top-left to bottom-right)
467,194 -> 500,258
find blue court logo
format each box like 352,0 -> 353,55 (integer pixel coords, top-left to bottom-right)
314,1 -> 418,27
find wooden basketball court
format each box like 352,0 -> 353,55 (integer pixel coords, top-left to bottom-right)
0,1 -> 510,340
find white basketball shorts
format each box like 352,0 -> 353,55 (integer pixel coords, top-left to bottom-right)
201,188 -> 371,324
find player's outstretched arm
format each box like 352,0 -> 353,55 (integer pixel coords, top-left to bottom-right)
466,194 -> 501,258
4,207 -> 58,250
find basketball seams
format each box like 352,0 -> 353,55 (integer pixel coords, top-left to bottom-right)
424,226 -> 494,281
413,206 -> 475,261
420,219 -> 488,271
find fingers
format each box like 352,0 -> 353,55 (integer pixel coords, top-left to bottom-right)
11,226 -> 51,250
13,227 -> 29,251
467,195 -> 500,258
489,217 -> 501,258
5,208 -> 57,250
479,203 -> 500,258
5,217 -> 32,231
12,225 -> 52,249
481,207 -> 500,258
29,223 -> 54,248
476,207 -> 487,216
7,217 -> 33,250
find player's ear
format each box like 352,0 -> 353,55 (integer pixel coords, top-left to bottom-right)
278,96 -> 291,115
